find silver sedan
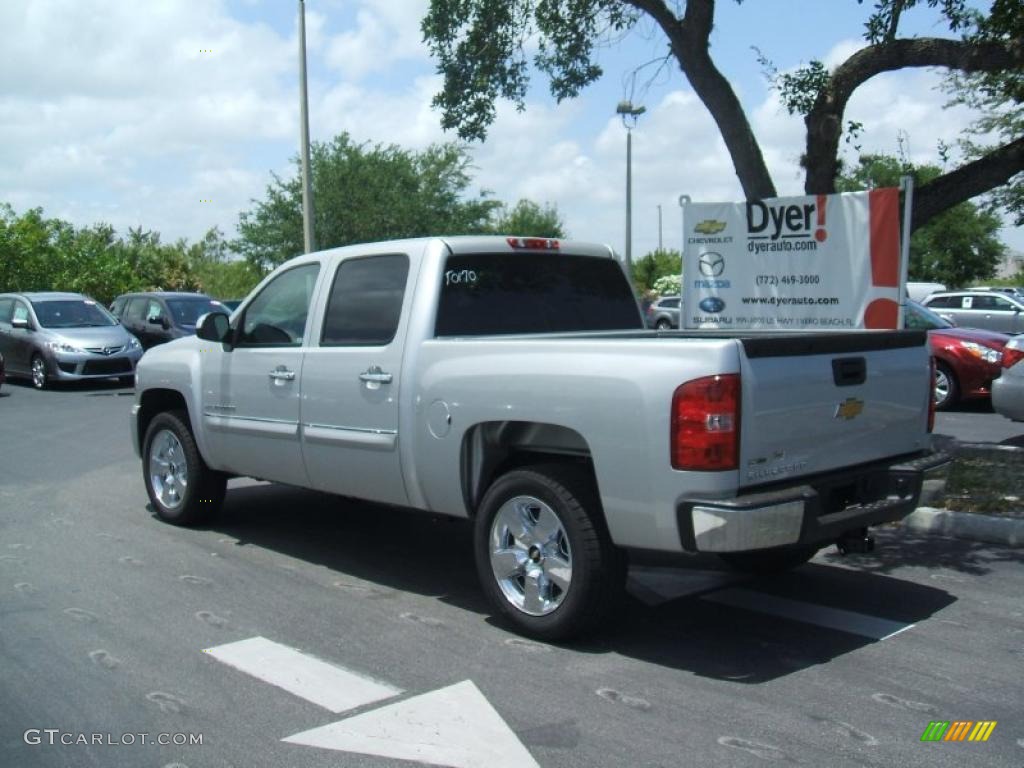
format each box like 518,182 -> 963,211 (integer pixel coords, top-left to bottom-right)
992,336 -> 1024,421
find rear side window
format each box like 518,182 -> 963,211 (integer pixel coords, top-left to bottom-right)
321,254 -> 409,346
660,298 -> 680,309
924,295 -> 955,309
0,298 -> 12,323
125,298 -> 147,323
435,253 -> 641,336
110,297 -> 126,317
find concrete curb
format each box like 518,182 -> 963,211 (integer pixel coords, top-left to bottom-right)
900,507 -> 1024,547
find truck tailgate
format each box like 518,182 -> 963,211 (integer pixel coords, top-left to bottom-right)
737,331 -> 930,489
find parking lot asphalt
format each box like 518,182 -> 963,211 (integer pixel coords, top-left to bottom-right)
1,379 -> 1023,768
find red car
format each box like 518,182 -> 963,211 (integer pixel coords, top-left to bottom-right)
906,300 -> 1010,410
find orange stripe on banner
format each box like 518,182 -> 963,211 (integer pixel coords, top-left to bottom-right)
868,187 -> 900,288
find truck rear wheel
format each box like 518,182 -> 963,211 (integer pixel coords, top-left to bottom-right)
718,544 -> 819,575
143,410 -> 225,526
474,464 -> 625,641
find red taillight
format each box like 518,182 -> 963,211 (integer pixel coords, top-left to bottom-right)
506,237 -> 559,250
671,374 -> 740,471
1002,346 -> 1024,370
928,356 -> 936,433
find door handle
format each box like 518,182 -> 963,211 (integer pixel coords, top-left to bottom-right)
268,367 -> 296,381
359,365 -> 393,384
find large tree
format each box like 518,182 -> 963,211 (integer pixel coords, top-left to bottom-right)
422,0 -> 1023,233
235,134 -> 500,270
838,154 -> 1005,287
487,199 -> 567,238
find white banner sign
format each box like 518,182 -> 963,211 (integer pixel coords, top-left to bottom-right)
682,189 -> 902,330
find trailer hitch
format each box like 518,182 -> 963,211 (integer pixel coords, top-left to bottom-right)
836,528 -> 874,555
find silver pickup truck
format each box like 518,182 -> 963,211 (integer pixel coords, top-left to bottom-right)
131,236 -> 948,639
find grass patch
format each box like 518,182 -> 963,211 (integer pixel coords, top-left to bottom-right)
939,448 -> 1024,516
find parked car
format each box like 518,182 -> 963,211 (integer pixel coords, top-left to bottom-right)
992,336 -> 1024,422
905,300 -> 1009,410
110,292 -> 226,350
922,290 -> 1024,334
645,295 -> 681,329
906,281 -> 946,303
218,299 -> 242,313
0,292 -> 143,389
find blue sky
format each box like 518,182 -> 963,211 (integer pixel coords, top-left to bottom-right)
1,0 -> 1018,261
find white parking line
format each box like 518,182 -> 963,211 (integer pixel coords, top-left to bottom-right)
204,636 -> 401,713
701,588 -> 914,640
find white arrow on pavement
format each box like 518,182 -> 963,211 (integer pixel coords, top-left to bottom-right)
204,636 -> 401,713
283,679 -> 541,768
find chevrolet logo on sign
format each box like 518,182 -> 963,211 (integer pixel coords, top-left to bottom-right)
834,398 -> 864,420
694,219 -> 727,235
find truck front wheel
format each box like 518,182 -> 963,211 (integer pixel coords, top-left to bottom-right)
474,464 -> 625,641
143,410 -> 225,526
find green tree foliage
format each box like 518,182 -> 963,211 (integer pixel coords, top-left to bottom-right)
944,0 -> 1023,225
0,205 -> 263,305
235,134 -> 500,270
838,155 -> 1005,287
422,0 -> 1023,233
652,273 -> 681,296
487,199 -> 566,238
631,248 -> 681,293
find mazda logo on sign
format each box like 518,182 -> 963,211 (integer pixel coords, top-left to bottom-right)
699,252 -> 725,277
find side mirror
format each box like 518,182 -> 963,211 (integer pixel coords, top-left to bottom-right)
12,317 -> 29,330
196,312 -> 232,348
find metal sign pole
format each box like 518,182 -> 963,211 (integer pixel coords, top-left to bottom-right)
898,176 -> 914,327
678,194 -> 691,328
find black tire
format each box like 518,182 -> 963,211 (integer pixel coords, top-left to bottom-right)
656,318 -> 671,330
30,354 -> 48,390
718,544 -> 819,575
934,362 -> 958,411
142,410 -> 225,526
119,375 -> 135,388
474,463 -> 625,641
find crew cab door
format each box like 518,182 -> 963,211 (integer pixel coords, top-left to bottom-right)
300,253 -> 411,507
201,263 -> 321,486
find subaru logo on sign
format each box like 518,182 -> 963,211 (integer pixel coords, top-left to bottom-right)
699,296 -> 726,314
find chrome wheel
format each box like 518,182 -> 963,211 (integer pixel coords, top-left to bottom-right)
934,367 -> 951,408
148,429 -> 188,510
31,356 -> 46,389
489,495 -> 572,617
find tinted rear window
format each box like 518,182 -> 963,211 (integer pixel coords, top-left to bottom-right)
435,252 -> 641,337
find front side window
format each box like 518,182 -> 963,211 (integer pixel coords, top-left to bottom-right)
238,264 -> 320,347
435,252 -> 641,337
31,299 -> 116,328
146,300 -> 164,322
321,254 -> 409,346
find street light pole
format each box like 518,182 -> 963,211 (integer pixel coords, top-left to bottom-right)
657,204 -> 663,251
298,0 -> 317,254
616,101 -> 645,272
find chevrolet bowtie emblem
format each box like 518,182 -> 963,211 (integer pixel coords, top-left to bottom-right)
835,397 -> 864,420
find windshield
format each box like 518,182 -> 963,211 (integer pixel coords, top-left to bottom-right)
166,298 -> 222,327
904,300 -> 952,331
32,299 -> 117,328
